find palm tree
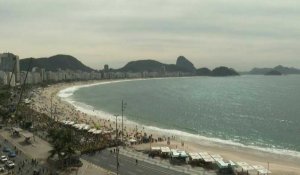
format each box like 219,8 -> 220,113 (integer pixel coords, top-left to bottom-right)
47,128 -> 78,169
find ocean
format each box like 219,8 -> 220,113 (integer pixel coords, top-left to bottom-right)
59,75 -> 300,157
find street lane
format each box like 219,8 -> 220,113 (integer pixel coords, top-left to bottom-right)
82,149 -> 189,175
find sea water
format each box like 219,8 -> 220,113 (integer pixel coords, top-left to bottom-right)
59,75 -> 300,156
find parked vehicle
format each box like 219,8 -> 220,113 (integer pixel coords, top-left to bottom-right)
2,147 -> 11,153
5,160 -> 15,169
8,151 -> 16,158
0,166 -> 4,172
0,156 -> 8,163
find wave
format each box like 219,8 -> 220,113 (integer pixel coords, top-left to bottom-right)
58,79 -> 146,98
58,79 -> 300,159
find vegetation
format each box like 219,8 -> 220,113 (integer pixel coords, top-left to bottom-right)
265,69 -> 282,76
47,128 -> 79,168
175,56 -> 196,73
211,66 -> 239,76
196,68 -> 211,76
118,56 -> 196,73
20,54 -> 94,72
249,65 -> 300,75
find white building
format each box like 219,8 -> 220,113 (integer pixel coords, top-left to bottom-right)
0,71 -> 7,85
0,53 -> 20,84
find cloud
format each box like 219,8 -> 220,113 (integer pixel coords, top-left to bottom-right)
0,0 -> 300,70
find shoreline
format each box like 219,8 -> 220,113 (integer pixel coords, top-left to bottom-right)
32,79 -> 300,175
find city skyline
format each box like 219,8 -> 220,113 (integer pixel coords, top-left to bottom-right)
1,0 -> 300,71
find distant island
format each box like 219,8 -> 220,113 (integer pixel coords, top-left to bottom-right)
196,67 -> 239,76
265,69 -> 282,76
248,65 -> 300,75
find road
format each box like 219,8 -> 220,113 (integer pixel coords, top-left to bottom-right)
82,149 -> 190,175
0,133 -> 51,175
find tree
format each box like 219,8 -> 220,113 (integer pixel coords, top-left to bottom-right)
47,128 -> 78,168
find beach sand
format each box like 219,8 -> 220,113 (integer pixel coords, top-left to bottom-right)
31,80 -> 300,175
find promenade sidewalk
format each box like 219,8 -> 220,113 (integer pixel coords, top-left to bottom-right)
0,128 -> 114,175
0,129 -> 52,163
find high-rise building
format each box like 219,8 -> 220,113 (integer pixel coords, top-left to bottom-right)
0,53 -> 20,84
104,64 -> 109,72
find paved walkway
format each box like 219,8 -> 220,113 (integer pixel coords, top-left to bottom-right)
0,128 -> 113,175
0,129 -> 52,163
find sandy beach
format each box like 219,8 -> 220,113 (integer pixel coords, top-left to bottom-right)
31,80 -> 300,175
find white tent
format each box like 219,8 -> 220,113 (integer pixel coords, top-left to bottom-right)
160,147 -> 171,153
151,147 -> 160,151
88,129 -> 97,133
129,138 -> 137,143
188,153 -> 202,160
211,154 -> 223,161
93,130 -> 102,134
253,165 -> 272,174
170,149 -> 188,158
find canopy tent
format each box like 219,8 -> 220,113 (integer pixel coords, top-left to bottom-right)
236,162 -> 255,171
188,153 -> 202,161
82,125 -> 91,130
257,169 -> 272,174
63,120 -> 75,125
198,152 -> 209,157
88,129 -> 97,133
129,138 -> 136,143
151,147 -> 160,151
73,123 -> 89,130
170,149 -> 188,158
201,155 -> 215,163
103,130 -> 113,134
12,127 -> 23,133
21,132 -> 33,139
236,162 -> 249,167
92,130 -> 102,134
160,147 -> 171,153
211,154 -> 223,161
216,159 -> 236,169
253,165 -> 272,174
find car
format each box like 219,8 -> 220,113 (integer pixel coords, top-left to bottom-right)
8,151 -> 16,158
2,147 -> 11,153
0,156 -> 8,163
5,161 -> 14,169
0,166 -> 4,172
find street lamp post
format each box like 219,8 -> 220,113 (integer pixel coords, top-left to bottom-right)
50,94 -> 53,119
114,114 -> 119,175
121,100 -> 126,143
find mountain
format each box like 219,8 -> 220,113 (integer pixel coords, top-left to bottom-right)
20,54 -> 94,72
265,69 -> 282,76
249,65 -> 300,75
117,56 -> 195,73
176,56 -> 196,72
196,68 -> 211,76
118,60 -> 165,72
273,65 -> 300,74
248,68 -> 272,75
211,67 -> 239,76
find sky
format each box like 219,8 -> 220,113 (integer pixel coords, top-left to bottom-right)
0,0 -> 300,71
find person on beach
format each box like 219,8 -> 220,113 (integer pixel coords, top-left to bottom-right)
136,159 -> 138,165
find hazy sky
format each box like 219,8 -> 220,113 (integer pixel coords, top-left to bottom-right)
1,0 -> 300,71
